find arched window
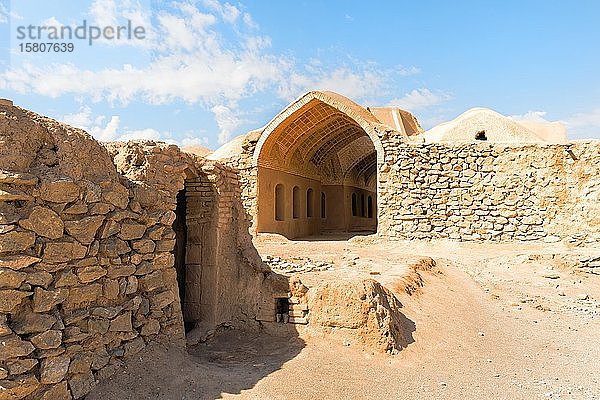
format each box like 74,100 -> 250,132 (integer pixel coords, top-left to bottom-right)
360,193 -> 365,217
367,196 -> 373,218
351,193 -> 357,217
292,186 -> 300,219
275,184 -> 285,221
306,188 -> 314,218
321,192 -> 326,218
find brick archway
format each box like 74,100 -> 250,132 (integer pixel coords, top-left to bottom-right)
253,91 -> 389,239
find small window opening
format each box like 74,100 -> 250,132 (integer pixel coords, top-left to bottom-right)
475,130 -> 487,141
306,188 -> 314,218
367,196 -> 373,218
275,184 -> 285,221
351,193 -> 357,217
321,192 -> 326,219
292,186 -> 300,219
360,193 -> 365,217
275,297 -> 290,324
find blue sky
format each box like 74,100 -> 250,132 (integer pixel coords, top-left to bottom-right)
1,0 -> 599,149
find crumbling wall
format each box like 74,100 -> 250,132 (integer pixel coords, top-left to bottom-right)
307,279 -> 414,353
0,102 -> 276,400
378,142 -> 600,241
0,105 -> 189,399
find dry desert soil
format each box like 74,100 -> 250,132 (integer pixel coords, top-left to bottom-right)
88,235 -> 600,400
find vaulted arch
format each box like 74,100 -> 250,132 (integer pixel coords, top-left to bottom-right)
254,91 -> 393,238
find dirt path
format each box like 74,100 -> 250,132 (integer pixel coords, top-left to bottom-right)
89,237 -> 600,399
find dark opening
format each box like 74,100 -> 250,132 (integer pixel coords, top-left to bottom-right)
367,196 -> 373,218
475,130 -> 487,141
360,193 -> 365,217
275,184 -> 285,221
275,297 -> 290,323
306,188 -> 314,218
173,189 -> 194,333
351,193 -> 357,216
292,186 -> 300,219
321,192 -> 326,218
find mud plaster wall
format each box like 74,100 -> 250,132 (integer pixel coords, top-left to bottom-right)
0,104 -> 272,400
378,142 -> 600,241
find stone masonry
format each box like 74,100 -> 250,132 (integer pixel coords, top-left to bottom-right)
0,104 -> 274,399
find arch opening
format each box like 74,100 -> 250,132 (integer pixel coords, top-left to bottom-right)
255,95 -> 379,239
306,188 -> 314,218
275,184 -> 285,221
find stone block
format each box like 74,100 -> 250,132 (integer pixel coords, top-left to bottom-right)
0,268 -> 27,289
65,215 -> 105,244
40,179 -> 80,203
19,206 -> 64,239
109,311 -> 132,332
118,222 -> 146,240
43,242 -> 87,263
77,265 -> 107,283
31,329 -> 62,349
0,289 -> 31,312
33,287 -> 69,312
40,354 -> 71,384
0,334 -> 35,361
40,381 -> 72,400
0,231 -> 36,254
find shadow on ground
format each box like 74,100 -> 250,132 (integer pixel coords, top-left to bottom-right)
86,328 -> 305,400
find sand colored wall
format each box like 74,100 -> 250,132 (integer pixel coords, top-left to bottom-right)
344,186 -> 377,232
0,103 -> 280,399
378,142 -> 600,241
257,167 -> 322,239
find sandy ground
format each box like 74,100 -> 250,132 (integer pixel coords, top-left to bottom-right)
89,235 -> 600,400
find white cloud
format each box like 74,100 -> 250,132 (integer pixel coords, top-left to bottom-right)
211,104 -> 243,144
91,115 -> 121,141
41,16 -> 64,27
201,0 -> 240,24
61,107 -> 212,147
509,110 -> 550,123
0,3 -> 9,24
0,2 -> 21,24
89,0 -> 118,26
563,108 -> 600,139
2,2 -> 424,143
279,62 -> 419,103
180,135 -> 210,148
387,88 -> 452,111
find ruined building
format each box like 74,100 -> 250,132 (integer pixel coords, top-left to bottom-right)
0,92 -> 598,398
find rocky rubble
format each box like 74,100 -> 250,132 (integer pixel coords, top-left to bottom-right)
307,279 -> 413,353
263,255 -> 335,274
578,255 -> 600,275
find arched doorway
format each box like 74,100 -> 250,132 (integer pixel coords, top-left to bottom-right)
253,92 -> 380,239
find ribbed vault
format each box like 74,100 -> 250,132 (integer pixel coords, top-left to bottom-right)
256,96 -> 378,189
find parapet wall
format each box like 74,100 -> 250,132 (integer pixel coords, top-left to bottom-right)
378,141 -> 600,241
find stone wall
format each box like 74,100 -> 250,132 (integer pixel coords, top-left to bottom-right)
0,104 -> 277,400
224,134 -> 599,242
0,105 -> 194,399
378,141 -> 600,241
